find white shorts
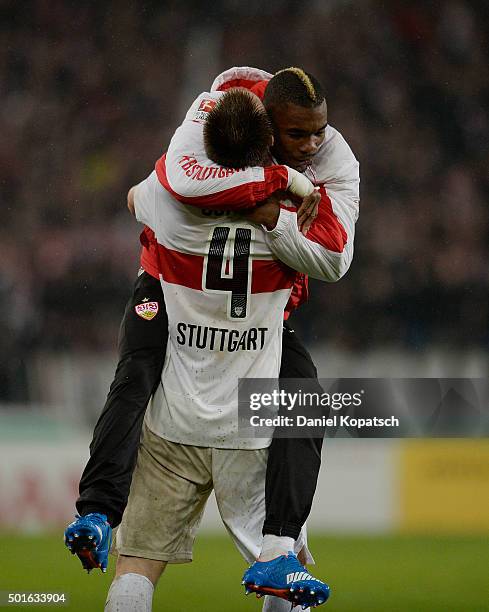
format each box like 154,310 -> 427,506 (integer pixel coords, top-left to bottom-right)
114,423 -> 313,565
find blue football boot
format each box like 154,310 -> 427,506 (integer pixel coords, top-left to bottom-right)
64,513 -> 112,573
242,551 -> 330,608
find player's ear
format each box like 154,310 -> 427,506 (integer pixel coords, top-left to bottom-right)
269,134 -> 274,148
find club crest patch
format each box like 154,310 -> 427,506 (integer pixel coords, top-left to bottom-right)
135,301 -> 159,320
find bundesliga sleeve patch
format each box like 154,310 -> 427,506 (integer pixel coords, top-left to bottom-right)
134,301 -> 159,320
193,98 -> 216,122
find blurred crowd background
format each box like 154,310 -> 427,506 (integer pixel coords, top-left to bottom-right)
1,0 -> 488,404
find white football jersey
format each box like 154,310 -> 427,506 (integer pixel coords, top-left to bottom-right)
134,170 -> 296,449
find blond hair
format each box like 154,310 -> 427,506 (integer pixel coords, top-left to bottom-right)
274,67 -> 320,104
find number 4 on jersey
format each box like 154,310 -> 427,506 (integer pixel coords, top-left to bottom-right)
204,226 -> 253,320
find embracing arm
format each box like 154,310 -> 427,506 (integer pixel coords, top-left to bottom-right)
268,126 -> 360,282
128,176 -> 355,282
263,184 -> 358,282
158,153 -> 315,210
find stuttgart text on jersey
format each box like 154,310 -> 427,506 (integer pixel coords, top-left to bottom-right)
176,322 -> 268,352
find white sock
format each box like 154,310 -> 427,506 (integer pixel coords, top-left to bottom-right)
262,596 -> 309,611
259,534 -> 295,561
104,572 -> 154,612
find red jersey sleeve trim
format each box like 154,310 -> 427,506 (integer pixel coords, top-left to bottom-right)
249,80 -> 268,100
216,78 -> 261,92
155,154 -> 290,210
306,186 -> 348,253
216,79 -> 268,100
